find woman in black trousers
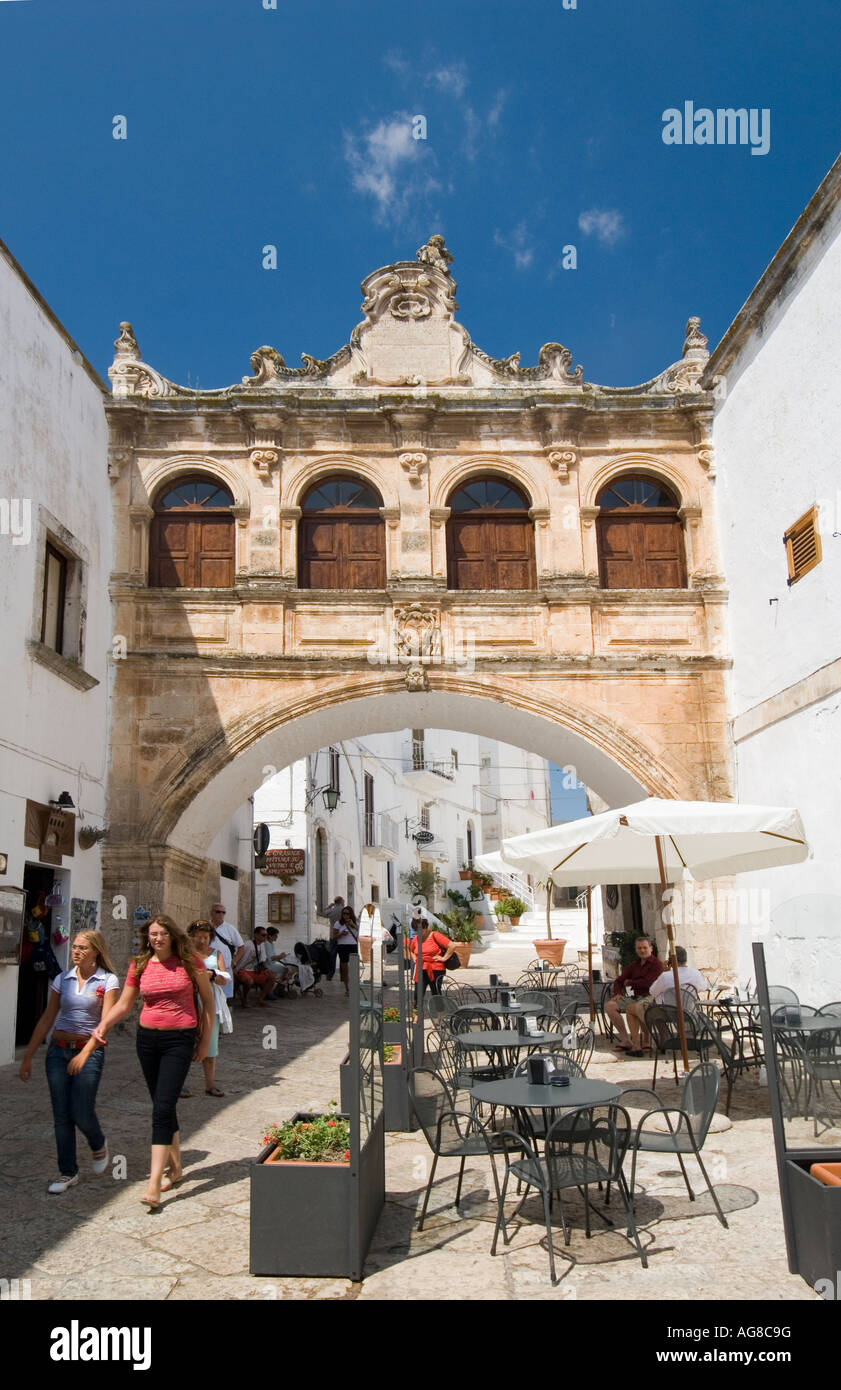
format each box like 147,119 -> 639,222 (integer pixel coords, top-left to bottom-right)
94,915 -> 214,1208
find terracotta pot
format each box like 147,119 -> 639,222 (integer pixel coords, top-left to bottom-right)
509,916 -> 521,927
496,919 -> 511,933
459,871 -> 472,881
532,938 -> 567,965
359,937 -> 372,963
453,941 -> 474,967
489,888 -> 502,901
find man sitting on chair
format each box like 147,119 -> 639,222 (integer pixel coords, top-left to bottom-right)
605,935 -> 664,1056
648,945 -> 709,1002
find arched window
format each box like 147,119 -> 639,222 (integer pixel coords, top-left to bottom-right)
315,828 -> 328,914
149,476 -> 235,588
596,475 -> 686,589
298,475 -> 386,589
446,476 -> 536,590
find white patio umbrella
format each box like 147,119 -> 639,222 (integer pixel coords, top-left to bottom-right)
498,798 -> 810,1070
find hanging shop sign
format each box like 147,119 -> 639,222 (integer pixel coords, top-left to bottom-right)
262,849 -> 305,878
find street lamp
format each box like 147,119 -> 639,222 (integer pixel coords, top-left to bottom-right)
306,785 -> 339,813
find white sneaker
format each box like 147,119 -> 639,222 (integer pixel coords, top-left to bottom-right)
91,1144 -> 109,1176
48,1174 -> 79,1194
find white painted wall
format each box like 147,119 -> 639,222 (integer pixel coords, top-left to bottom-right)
713,188 -> 841,1000
0,242 -> 110,1065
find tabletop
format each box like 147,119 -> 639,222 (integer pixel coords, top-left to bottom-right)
469,1076 -> 621,1110
456,1029 -> 551,1049
771,1015 -> 841,1035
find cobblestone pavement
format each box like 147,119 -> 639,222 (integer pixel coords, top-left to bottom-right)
1,939 -> 830,1301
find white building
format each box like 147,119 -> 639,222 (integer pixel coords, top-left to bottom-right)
0,239 -> 111,1065
252,730 -> 552,951
707,152 -> 841,999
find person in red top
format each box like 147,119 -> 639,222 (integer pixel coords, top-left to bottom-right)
409,919 -> 459,996
605,935 -> 664,1055
94,915 -> 214,1208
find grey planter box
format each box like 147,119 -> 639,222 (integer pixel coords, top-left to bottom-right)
384,1019 -> 402,1043
250,1111 -> 385,1279
341,1050 -> 413,1132
786,1152 -> 841,1290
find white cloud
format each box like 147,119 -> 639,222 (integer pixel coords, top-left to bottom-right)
344,113 -> 439,225
488,89 -> 508,130
494,223 -> 534,271
577,208 -> 627,247
429,64 -> 469,99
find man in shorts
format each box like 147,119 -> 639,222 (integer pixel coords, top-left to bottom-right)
605,935 -> 664,1055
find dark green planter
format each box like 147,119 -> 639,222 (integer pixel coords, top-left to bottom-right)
250,1111 -> 385,1278
786,1152 -> 841,1290
341,1050 -> 413,1132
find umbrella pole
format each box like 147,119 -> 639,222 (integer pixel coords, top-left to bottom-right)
587,886 -> 594,1024
546,876 -> 553,941
655,834 -> 689,1073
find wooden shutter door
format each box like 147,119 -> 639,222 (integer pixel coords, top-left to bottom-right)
197,517 -> 235,587
597,518 -> 644,588
642,519 -> 686,587
447,518 -> 490,589
299,520 -> 341,588
493,518 -> 536,589
150,518 -> 191,587
341,519 -> 386,588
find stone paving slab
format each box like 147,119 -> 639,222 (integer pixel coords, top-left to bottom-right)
0,940 -> 826,1300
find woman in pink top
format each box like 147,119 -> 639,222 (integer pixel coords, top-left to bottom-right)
95,915 -> 214,1209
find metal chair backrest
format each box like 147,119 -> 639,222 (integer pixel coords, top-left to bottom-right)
450,1006 -> 496,1033
559,1023 -> 595,1071
817,1002 -> 841,1020
516,990 -> 554,1014
512,1052 -> 585,1079
678,1062 -> 720,1143
768,985 -> 800,1009
546,1103 -> 631,1182
408,1067 -> 455,1148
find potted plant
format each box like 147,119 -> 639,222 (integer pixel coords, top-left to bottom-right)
459,862 -> 473,882
497,895 -> 528,927
251,1103 -> 361,1276
439,913 -> 480,967
494,903 -> 511,933
399,866 -> 437,906
383,1005 -> 402,1042
532,874 -> 567,963
473,869 -> 494,892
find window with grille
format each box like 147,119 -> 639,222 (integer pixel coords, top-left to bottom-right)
784,507 -> 821,585
420,804 -> 431,830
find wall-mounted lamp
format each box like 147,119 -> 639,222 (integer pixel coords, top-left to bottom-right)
51,792 -> 75,811
306,786 -> 339,813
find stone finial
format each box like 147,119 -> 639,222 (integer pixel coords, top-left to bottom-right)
113,322 -> 140,361
416,234 -> 453,276
682,317 -> 709,355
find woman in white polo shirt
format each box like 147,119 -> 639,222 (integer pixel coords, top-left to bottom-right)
18,931 -> 120,1193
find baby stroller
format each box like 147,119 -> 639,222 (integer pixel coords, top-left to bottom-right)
292,942 -> 324,998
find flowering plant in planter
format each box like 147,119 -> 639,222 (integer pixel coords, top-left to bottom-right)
261,1102 -> 350,1163
383,1043 -> 399,1064
383,1007 -> 400,1022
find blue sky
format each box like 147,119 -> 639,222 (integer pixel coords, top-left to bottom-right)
1,0 -> 839,389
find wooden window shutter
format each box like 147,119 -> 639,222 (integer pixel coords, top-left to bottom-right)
784,507 -> 821,585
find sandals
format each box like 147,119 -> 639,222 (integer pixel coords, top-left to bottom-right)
139,1193 -> 160,1209
205,1086 -> 225,1097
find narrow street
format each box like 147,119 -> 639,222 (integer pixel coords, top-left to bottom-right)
1,937 -> 822,1301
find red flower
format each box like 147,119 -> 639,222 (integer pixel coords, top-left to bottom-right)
327,1120 -> 336,1127
343,1150 -> 350,1161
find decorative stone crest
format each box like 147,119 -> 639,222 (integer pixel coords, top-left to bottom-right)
108,322 -> 172,399
391,293 -> 431,320
399,451 -> 429,485
393,604 -> 442,660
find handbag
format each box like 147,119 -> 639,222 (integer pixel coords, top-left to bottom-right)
432,932 -> 461,970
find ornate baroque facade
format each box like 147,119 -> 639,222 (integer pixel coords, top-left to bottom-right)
104,238 -> 733,970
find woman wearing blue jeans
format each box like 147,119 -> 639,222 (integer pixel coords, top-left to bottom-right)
19,931 -> 120,1193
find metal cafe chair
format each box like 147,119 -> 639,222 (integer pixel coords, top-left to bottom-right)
488,1103 -> 647,1284
646,1003 -> 712,1086
407,1068 -> 502,1230
620,1062 -> 729,1229
698,1002 -> 764,1116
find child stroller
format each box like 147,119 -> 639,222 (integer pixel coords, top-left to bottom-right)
292,942 -> 324,998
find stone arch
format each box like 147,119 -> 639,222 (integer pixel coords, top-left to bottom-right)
141,454 -> 252,513
433,455 -> 549,512
138,674 -> 695,856
283,454 -> 400,512
583,453 -> 697,511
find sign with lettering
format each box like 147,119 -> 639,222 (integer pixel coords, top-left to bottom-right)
263,849 -> 305,877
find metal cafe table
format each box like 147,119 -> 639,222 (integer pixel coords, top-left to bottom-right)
470,1075 -> 621,1138
457,1029 -> 552,1072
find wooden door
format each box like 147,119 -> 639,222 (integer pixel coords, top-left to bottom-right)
298,516 -> 385,588
447,516 -> 536,590
597,515 -> 685,589
150,514 -> 234,587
